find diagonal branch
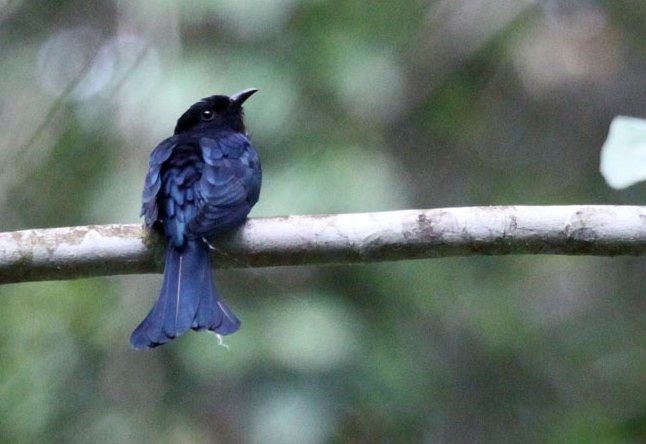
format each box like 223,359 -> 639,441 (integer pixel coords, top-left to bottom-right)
1,205 -> 644,284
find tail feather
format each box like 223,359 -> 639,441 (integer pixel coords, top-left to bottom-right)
130,239 -> 240,349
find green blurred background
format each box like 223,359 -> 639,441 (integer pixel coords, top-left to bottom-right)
1,0 -> 645,442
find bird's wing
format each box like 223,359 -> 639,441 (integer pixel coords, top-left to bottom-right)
140,136 -> 178,227
187,132 -> 261,237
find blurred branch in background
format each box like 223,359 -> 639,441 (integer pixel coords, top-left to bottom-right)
1,205 -> 644,284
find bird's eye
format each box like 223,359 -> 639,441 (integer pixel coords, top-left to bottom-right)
201,110 -> 215,121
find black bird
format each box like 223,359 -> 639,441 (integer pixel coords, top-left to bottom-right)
130,89 -> 261,349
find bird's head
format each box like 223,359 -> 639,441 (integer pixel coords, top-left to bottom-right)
174,88 -> 258,135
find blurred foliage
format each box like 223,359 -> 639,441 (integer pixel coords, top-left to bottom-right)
1,0 -> 645,442
600,116 -> 646,189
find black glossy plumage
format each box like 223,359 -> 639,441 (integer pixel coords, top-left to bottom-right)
131,89 -> 261,349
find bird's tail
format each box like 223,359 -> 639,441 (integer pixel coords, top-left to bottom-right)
130,239 -> 241,349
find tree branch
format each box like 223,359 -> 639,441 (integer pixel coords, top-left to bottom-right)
1,205 -> 644,284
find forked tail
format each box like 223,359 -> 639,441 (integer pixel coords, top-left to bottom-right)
130,239 -> 241,349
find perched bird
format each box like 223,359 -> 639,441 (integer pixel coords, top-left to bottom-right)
130,89 -> 261,349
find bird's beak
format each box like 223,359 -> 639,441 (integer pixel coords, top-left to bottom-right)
230,88 -> 258,106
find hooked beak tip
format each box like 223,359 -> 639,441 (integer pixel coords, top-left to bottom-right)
230,88 -> 258,106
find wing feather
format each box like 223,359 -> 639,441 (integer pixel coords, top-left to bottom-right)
186,132 -> 261,237
140,137 -> 178,226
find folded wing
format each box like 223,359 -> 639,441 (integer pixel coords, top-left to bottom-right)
187,132 -> 261,238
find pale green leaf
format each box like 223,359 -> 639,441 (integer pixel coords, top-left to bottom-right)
600,116 -> 646,189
